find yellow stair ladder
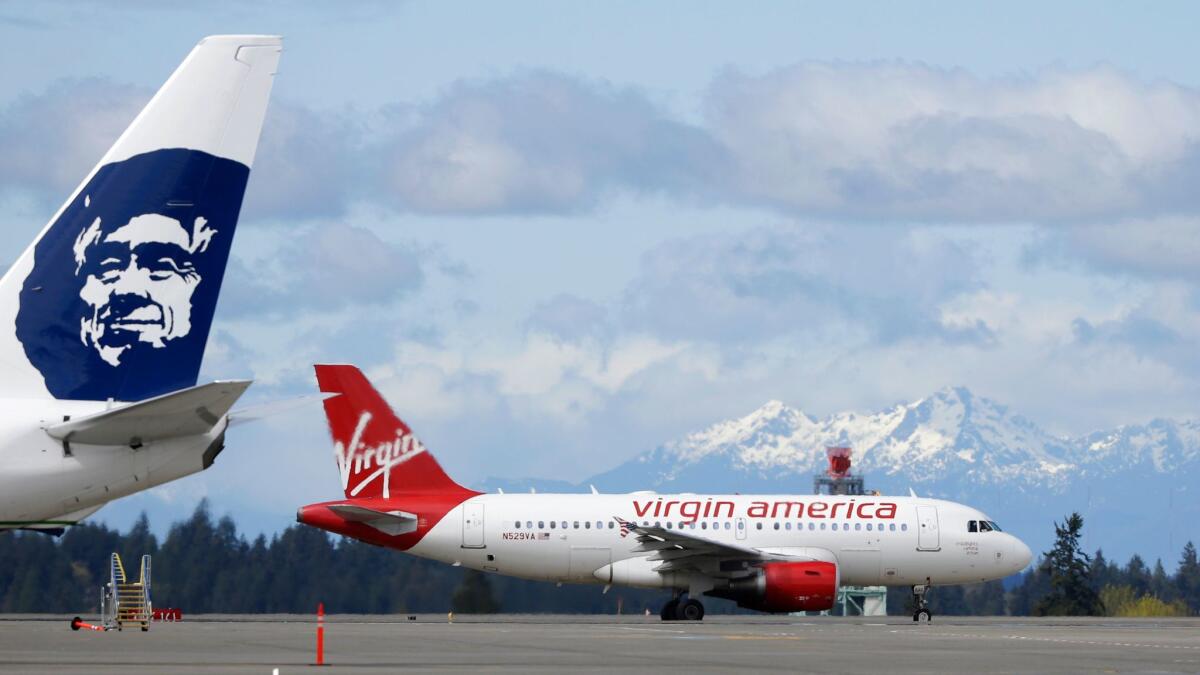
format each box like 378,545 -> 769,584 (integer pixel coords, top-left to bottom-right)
109,553 -> 152,632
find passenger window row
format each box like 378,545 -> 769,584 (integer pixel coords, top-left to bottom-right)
758,521 -> 906,532
515,521 -> 613,530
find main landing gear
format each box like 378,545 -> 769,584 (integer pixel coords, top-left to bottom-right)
912,581 -> 933,622
660,594 -> 705,621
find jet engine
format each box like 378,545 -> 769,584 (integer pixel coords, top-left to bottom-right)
709,561 -> 839,613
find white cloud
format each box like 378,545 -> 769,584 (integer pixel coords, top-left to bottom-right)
620,224 -> 986,345
240,101 -> 359,220
526,293 -> 610,342
12,63 -> 1200,225
221,222 -> 424,316
1045,217 -> 1200,282
368,62 -> 1200,222
377,333 -> 687,420
358,334 -> 730,480
0,78 -> 147,198
706,62 -> 1200,222
374,71 -> 722,215
1068,282 -> 1200,377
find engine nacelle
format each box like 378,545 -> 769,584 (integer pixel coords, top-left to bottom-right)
709,561 -> 839,613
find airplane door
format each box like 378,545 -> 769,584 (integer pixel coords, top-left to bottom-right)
735,517 -> 747,541
916,505 -> 940,551
461,502 -> 485,549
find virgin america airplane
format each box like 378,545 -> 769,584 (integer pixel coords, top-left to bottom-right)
298,365 -> 1034,621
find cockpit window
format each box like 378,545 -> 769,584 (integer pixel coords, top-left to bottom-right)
968,520 -> 1002,532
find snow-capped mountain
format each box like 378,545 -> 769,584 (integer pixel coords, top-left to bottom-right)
590,387 -> 1078,492
1071,418 -> 1200,474
480,387 -> 1199,565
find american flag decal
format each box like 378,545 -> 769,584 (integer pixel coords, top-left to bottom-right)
616,517 -> 636,538
538,532 -> 550,540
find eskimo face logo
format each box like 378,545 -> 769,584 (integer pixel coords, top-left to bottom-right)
14,148 -> 249,402
72,209 -> 217,366
334,411 -> 428,498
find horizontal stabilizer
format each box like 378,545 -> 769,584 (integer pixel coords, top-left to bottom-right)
327,504 -> 418,536
44,380 -> 251,446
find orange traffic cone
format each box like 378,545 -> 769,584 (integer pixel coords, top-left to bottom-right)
311,602 -> 328,667
70,616 -> 105,632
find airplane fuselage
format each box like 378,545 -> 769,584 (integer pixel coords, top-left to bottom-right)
321,492 -> 1031,589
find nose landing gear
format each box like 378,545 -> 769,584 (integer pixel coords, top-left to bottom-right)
911,581 -> 933,622
660,594 -> 705,621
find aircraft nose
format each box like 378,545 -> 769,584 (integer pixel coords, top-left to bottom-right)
1011,537 -> 1033,571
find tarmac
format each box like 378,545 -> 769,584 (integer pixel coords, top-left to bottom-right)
1,614 -> 1198,674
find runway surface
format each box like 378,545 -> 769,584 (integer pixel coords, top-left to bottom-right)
1,614 -> 1198,674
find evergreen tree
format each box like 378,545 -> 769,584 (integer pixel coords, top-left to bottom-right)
1124,554 -> 1150,597
1150,559 -> 1174,603
929,584 -> 969,615
1177,541 -> 1200,614
966,580 -> 1008,615
1008,561 -> 1049,616
1034,512 -> 1104,616
451,570 -> 501,613
1088,549 -> 1118,591
120,513 -> 159,569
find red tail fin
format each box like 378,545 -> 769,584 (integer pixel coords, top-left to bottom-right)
315,364 -> 470,498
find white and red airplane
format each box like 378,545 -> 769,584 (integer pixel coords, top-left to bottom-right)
298,365 -> 1034,621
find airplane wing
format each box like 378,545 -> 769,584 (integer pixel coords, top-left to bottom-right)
43,380 -> 252,447
617,518 -> 825,573
327,504 -> 418,536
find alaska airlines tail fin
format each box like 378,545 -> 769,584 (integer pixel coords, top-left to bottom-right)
0,35 -> 281,401
315,364 -> 472,499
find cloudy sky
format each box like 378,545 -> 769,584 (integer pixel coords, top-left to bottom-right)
2,1 -> 1199,535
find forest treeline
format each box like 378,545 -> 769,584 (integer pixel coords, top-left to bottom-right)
1,503 -> 1196,616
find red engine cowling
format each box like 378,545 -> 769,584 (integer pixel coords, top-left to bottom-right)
712,561 -> 838,613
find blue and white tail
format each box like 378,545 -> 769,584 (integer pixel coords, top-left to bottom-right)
0,35 -> 281,402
